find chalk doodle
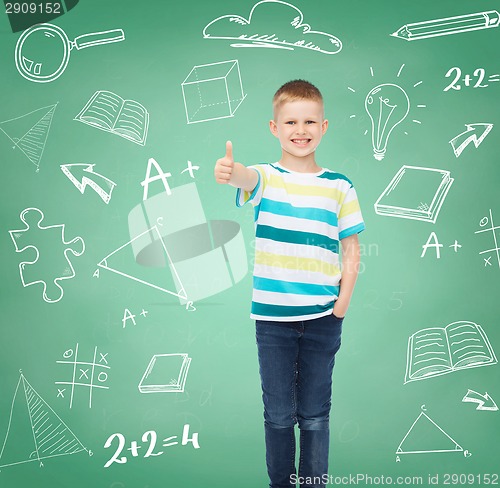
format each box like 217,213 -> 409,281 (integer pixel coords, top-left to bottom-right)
203,0 -> 342,54
180,160 -> 200,178
420,232 -> 463,259
404,321 -> 497,384
8,208 -> 85,303
104,425 -> 200,468
444,67 -> 499,91
55,344 -> 110,408
122,308 -> 149,328
348,65 -> 426,160
396,406 -> 469,459
60,163 -> 117,204
141,157 -> 172,200
391,10 -> 500,41
0,371 -> 90,469
75,91 -> 149,145
138,353 -> 192,393
141,158 -> 202,200
365,83 -> 410,161
182,60 -> 246,124
475,210 -> 500,269
0,103 -> 57,171
374,166 -> 453,224
15,23 -> 125,83
96,225 -> 188,301
462,390 -> 498,411
449,123 -> 493,157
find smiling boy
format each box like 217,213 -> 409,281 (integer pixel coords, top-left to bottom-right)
214,80 -> 365,487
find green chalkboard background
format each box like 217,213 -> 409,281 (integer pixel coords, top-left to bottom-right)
1,0 -> 499,487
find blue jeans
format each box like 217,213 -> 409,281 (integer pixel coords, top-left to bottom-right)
255,313 -> 344,488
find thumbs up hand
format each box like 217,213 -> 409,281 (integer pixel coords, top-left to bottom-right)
214,140 -> 258,192
214,141 -> 235,184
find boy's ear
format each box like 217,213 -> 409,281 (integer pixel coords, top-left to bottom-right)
269,119 -> 278,137
322,119 -> 329,134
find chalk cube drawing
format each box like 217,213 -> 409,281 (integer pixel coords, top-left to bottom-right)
182,60 -> 246,124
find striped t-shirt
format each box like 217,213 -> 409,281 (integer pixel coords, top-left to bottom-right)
236,162 -> 365,322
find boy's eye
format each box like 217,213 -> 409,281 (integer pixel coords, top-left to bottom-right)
284,120 -> 316,125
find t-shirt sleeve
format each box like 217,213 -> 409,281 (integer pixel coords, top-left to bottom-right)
338,183 -> 365,240
235,165 -> 266,207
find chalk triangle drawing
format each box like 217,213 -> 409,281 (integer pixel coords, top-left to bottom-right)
396,410 -> 463,455
0,103 -> 57,170
97,226 -> 188,300
0,372 -> 88,469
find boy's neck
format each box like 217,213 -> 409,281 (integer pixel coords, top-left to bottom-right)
278,151 -> 321,173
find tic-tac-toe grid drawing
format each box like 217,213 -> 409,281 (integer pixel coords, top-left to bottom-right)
475,209 -> 500,269
55,343 -> 110,408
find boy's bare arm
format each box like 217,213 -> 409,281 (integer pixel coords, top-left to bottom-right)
214,141 -> 258,192
333,234 -> 361,318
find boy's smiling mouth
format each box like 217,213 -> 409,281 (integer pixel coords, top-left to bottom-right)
291,138 -> 311,146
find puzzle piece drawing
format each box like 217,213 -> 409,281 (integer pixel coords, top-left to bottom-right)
8,208 -> 85,303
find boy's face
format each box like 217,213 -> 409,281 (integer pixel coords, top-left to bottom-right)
270,100 -> 328,160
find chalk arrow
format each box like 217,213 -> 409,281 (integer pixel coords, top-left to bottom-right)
449,123 -> 493,158
462,389 -> 498,411
60,164 -> 117,204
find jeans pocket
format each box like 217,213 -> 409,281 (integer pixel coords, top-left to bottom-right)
332,313 -> 345,321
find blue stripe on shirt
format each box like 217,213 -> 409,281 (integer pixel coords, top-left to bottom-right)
270,163 -> 288,173
235,168 -> 261,208
254,276 -> 340,296
252,300 -> 336,318
260,198 -> 338,227
319,171 -> 353,185
339,222 -> 366,240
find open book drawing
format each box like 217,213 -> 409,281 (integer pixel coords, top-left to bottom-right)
138,353 -> 192,393
75,90 -> 149,146
374,165 -> 454,223
405,321 -> 497,384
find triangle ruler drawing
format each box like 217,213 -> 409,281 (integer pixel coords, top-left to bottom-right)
0,371 -> 89,469
96,225 -> 187,300
396,409 -> 465,456
0,103 -> 57,171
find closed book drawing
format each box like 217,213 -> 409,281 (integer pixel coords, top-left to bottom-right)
138,353 -> 192,393
405,321 -> 497,383
75,90 -> 149,146
374,165 -> 454,223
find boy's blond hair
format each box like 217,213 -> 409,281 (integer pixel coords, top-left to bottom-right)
273,79 -> 323,118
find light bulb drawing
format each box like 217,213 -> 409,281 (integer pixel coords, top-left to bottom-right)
347,65 -> 426,160
365,83 -> 410,161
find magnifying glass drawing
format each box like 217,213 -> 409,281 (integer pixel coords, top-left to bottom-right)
15,23 -> 125,83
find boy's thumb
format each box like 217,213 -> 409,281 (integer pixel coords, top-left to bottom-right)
225,140 -> 233,161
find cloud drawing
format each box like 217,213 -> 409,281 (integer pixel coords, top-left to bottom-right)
203,0 -> 342,55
